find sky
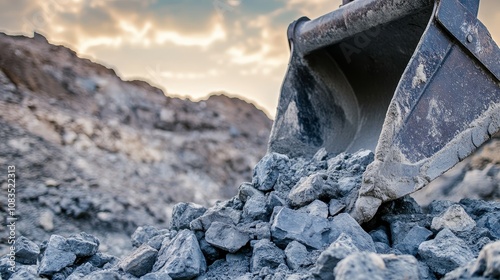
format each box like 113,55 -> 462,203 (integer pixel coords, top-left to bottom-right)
1,0 -> 499,118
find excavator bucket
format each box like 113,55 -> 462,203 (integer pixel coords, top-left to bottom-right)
268,0 -> 500,223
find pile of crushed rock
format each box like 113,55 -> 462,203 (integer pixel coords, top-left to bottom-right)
2,149 -> 499,279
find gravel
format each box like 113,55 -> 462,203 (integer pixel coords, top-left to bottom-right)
5,149 -> 500,279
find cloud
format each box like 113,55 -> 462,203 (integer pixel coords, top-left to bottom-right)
1,0 -> 498,117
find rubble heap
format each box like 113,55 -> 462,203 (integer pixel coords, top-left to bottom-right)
2,149 -> 499,279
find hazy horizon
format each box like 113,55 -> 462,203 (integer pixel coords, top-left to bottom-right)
1,0 -> 499,118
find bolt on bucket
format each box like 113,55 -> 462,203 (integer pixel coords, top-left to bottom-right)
268,0 -> 500,222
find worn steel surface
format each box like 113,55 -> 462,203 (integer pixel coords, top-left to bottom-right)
268,0 -> 500,223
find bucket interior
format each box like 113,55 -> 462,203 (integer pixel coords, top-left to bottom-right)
302,6 -> 434,154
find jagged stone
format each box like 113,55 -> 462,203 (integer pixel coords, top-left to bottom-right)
38,235 -> 76,276
270,207 -> 331,249
477,211 -> 500,239
394,225 -> 433,255
381,254 -> 420,280
170,202 -> 207,231
251,239 -> 285,272
242,192 -> 269,221
455,226 -> 495,255
418,228 -> 474,276
190,203 -> 241,231
369,227 -> 390,245
312,233 -> 359,280
334,252 -> 386,280
82,270 -> 121,280
205,222 -> 250,253
87,252 -> 118,268
427,200 -> 455,215
66,232 -> 99,257
297,200 -> 328,218
140,271 -> 173,280
118,244 -> 158,277
9,267 -> 43,280
284,241 -> 310,270
329,213 -> 376,252
288,173 -> 326,208
202,257 -> 250,279
328,199 -> 345,217
15,236 -> 40,265
471,241 -> 500,278
253,153 -> 289,191
153,230 -> 206,279
238,183 -> 262,203
431,204 -> 476,233
66,263 -> 98,280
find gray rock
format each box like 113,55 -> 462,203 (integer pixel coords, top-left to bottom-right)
252,153 -> 289,191
284,241 -> 310,271
312,233 -> 359,280
297,200 -> 328,218
329,213 -> 376,252
131,226 -> 163,247
190,203 -> 241,231
328,199 -> 345,217
66,232 -> 99,257
38,235 -> 76,276
417,262 -> 437,280
255,222 -> 271,240
431,204 -> 476,233
374,242 -> 391,254
270,207 -> 331,249
346,150 -> 374,167
418,228 -> 475,276
334,252 -> 386,280
455,226 -> 495,255
66,263 -> 98,280
389,221 -> 419,246
14,236 -> 40,265
288,173 -> 326,208
205,222 -> 250,253
82,270 -> 121,280
201,258 -> 250,279
394,225 -> 433,255
9,267 -> 44,280
266,192 -> 286,211
369,227 -> 390,245
238,182 -> 262,203
170,202 -> 207,231
381,254 -> 420,280
147,234 -> 170,250
477,211 -> 500,239
471,240 -> 500,278
140,271 -> 173,280
153,230 -> 206,279
427,200 -> 455,215
243,192 -> 269,221
199,238 -> 221,263
87,252 -> 117,268
251,239 -> 285,272
119,244 -> 158,277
